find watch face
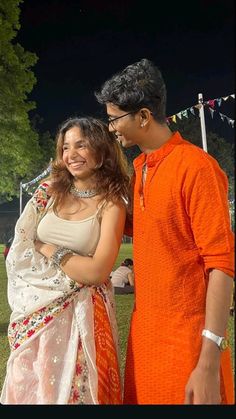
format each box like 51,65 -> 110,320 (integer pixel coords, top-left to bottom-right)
220,338 -> 229,351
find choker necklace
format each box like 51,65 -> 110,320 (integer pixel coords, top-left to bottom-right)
69,184 -> 97,198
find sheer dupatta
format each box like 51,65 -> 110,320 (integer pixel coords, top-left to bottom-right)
1,183 -> 122,404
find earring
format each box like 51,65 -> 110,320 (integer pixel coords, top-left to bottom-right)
141,123 -> 144,128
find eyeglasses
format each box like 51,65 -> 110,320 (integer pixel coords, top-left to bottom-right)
107,111 -> 137,129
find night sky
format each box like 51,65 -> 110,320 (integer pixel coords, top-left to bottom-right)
16,0 -> 235,140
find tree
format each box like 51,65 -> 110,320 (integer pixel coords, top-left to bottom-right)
169,115 -> 234,179
30,114 -> 55,175
0,0 -> 42,201
123,114 -> 234,198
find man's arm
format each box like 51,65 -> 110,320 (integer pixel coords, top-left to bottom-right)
185,269 -> 233,404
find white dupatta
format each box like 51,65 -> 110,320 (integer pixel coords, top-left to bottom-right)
1,185 -> 119,404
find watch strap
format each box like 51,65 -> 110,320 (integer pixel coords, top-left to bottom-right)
202,329 -> 224,348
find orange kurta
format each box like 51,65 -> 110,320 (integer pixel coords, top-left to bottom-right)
124,132 -> 234,404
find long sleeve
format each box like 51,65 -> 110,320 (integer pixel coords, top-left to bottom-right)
183,157 -> 234,278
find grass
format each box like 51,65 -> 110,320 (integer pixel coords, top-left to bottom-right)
0,243 -> 234,394
113,242 -> 133,270
115,294 -> 134,374
0,253 -> 11,393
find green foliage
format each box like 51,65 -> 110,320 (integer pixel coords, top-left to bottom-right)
30,114 -> 56,177
169,115 -> 234,180
0,0 -> 43,201
122,116 -> 234,193
113,242 -> 133,269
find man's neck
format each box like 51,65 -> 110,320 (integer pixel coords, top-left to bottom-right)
139,124 -> 173,154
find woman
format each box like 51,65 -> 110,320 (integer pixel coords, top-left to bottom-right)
1,117 -> 130,405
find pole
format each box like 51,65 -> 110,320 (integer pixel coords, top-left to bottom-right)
198,93 -> 208,152
19,182 -> 22,216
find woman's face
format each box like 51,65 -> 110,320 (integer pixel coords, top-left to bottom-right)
62,126 -> 97,180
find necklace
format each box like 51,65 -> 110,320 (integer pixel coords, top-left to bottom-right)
69,184 -> 97,198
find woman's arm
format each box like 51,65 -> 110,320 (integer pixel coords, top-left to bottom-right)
127,271 -> 134,286
35,201 -> 126,286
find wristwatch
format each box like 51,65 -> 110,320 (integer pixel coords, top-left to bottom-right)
202,329 -> 229,351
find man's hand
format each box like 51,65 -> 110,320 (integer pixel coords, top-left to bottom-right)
185,362 -> 221,404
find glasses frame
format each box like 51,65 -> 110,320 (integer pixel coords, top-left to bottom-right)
107,111 -> 137,129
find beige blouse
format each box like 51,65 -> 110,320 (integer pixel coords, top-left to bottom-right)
37,208 -> 102,255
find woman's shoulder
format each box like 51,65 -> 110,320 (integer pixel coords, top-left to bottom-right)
96,198 -> 126,221
102,198 -> 127,212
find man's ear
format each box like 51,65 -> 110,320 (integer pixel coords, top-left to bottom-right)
140,108 -> 152,127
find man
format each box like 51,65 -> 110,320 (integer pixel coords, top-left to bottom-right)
95,58 -> 234,405
111,258 -> 134,290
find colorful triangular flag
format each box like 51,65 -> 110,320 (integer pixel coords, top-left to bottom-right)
209,108 -> 214,118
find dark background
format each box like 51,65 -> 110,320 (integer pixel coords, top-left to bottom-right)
16,0 -> 234,140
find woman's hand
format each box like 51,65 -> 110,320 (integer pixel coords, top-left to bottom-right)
34,239 -> 84,287
34,239 -> 56,259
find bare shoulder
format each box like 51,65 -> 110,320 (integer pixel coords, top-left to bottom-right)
102,199 -> 126,215
100,200 -> 126,228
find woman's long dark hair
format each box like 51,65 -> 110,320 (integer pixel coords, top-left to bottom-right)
48,116 -> 131,210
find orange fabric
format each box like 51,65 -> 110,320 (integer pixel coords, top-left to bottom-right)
93,290 -> 122,404
124,132 -> 235,404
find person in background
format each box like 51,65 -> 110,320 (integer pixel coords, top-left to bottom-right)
111,258 -> 134,288
3,237 -> 13,260
95,58 -> 235,405
1,116 -> 130,405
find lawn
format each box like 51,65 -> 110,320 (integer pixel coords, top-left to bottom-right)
0,243 -> 234,394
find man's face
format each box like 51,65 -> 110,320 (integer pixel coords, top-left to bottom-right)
106,103 -> 141,148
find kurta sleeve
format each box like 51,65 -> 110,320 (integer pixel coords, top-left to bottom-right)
183,157 -> 234,277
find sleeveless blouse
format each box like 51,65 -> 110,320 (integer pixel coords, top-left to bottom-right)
37,206 -> 103,255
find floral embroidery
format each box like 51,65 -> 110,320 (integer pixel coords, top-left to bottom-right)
8,290 -> 81,351
44,315 -> 53,324
27,330 -> 35,338
68,337 -> 89,404
32,182 -> 51,213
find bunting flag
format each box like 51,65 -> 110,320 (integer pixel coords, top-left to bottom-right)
207,99 -> 215,108
205,107 -> 235,128
204,93 -> 235,107
167,93 -> 234,127
209,107 -> 214,118
177,112 -> 182,120
220,113 -> 225,122
189,107 -> 195,115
